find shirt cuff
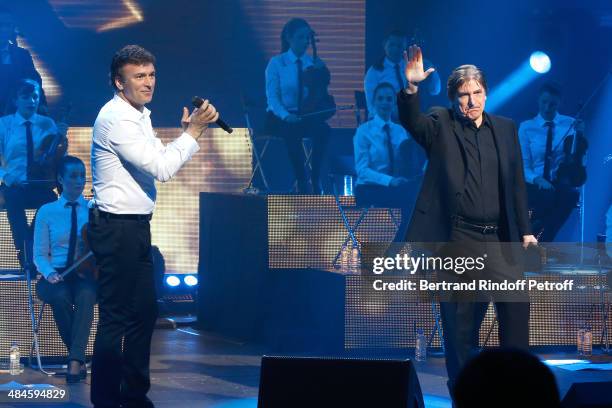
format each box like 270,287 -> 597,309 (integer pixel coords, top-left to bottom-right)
380,174 -> 394,187
176,132 -> 201,157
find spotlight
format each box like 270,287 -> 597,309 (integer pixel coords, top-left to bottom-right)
529,51 -> 551,74
166,275 -> 181,287
184,275 -> 198,287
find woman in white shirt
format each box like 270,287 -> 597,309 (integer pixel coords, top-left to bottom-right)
265,18 -> 332,194
34,155 -> 96,383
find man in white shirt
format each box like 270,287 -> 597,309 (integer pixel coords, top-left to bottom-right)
364,30 -> 440,120
519,82 -> 584,241
0,79 -> 65,269
89,45 -> 219,408
354,82 -> 416,242
34,155 -> 96,383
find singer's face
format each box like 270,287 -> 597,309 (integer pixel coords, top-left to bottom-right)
288,26 -> 311,57
538,91 -> 560,121
384,35 -> 405,63
58,162 -> 86,201
116,63 -> 156,110
15,88 -> 41,119
373,87 -> 395,120
453,79 -> 486,124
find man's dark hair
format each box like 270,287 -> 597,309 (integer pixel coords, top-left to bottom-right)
11,78 -> 40,98
280,18 -> 311,53
372,81 -> 396,101
539,81 -> 562,98
57,155 -> 85,179
110,45 -> 156,91
447,64 -> 488,101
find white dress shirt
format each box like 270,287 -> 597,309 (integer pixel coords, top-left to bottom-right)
364,57 -> 439,118
354,114 -> 410,187
0,112 -> 58,186
519,113 -> 577,184
91,94 -> 199,214
265,49 -> 314,120
34,195 -> 89,279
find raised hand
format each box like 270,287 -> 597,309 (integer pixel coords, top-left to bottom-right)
403,45 -> 436,85
185,99 -> 219,140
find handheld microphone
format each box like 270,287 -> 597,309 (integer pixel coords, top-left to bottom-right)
191,96 -> 233,134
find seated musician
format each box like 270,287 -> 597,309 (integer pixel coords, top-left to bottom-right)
34,155 -> 96,383
353,82 -> 416,242
519,82 -> 586,241
364,29 -> 440,121
0,79 -> 67,269
265,18 -> 332,194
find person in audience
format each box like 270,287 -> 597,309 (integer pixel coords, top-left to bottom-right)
454,348 -> 561,408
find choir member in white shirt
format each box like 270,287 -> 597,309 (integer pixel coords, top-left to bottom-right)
364,30 -> 441,121
0,79 -> 67,269
34,155 -> 96,383
88,45 -> 219,408
519,82 -> 585,241
265,18 -> 332,194
354,82 -> 417,242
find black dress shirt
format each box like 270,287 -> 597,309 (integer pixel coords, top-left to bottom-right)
456,113 -> 501,223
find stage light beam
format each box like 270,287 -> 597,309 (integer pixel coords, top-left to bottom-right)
486,51 -> 552,112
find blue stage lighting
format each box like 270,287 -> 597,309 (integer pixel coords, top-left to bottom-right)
184,275 -> 198,287
529,51 -> 551,74
166,275 -> 181,287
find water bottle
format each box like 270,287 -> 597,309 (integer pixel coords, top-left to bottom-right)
343,175 -> 353,196
577,326 -> 585,355
583,326 -> 593,357
415,328 -> 427,362
9,342 -> 20,375
350,245 -> 360,273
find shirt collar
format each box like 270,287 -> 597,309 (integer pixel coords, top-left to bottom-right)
535,113 -> 558,127
59,194 -> 86,207
372,114 -> 392,130
14,112 -> 37,126
113,93 -> 151,120
285,49 -> 311,64
384,57 -> 403,68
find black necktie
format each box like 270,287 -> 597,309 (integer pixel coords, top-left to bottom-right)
66,202 -> 78,268
383,124 -> 395,176
394,63 -> 404,89
543,121 -> 554,181
25,121 -> 33,180
296,58 -> 303,115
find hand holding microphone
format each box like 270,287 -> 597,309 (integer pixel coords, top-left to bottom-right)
192,96 -> 233,134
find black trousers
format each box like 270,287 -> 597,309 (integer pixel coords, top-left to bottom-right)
37,272 -> 97,363
438,225 -> 530,395
88,213 -> 157,408
526,183 -> 579,242
265,112 -> 330,193
354,183 -> 417,243
3,184 -> 56,267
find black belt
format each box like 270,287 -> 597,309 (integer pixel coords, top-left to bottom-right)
453,216 -> 499,234
92,209 -> 152,221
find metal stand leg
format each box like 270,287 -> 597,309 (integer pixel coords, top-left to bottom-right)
24,241 -> 55,375
427,293 -> 445,356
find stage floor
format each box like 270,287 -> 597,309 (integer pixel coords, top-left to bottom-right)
1,326 -> 611,408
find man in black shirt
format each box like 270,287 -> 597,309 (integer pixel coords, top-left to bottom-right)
397,45 -> 537,397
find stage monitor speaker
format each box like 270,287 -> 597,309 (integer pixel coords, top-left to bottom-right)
562,381 -> 612,408
257,355 -> 424,408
